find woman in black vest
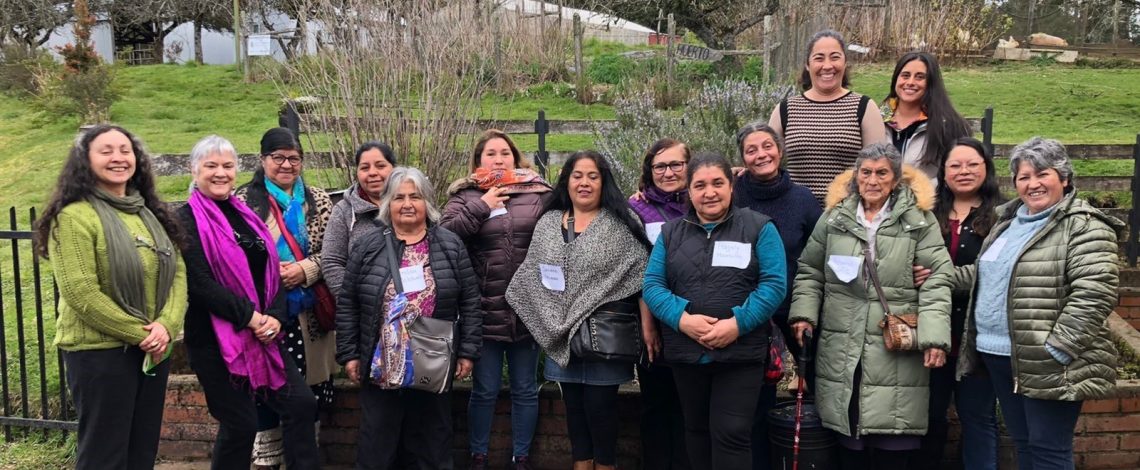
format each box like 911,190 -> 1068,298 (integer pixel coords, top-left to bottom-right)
643,153 -> 788,470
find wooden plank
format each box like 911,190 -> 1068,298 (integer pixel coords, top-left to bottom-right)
993,143 -> 1135,160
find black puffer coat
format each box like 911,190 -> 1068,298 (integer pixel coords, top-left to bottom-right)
441,183 -> 550,342
335,225 -> 483,377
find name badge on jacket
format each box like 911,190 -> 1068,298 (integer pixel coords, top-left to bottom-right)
711,241 -> 750,269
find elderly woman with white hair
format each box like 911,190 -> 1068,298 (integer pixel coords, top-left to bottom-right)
790,142 -> 953,469
336,166 -> 483,469
956,137 -> 1121,470
177,135 -> 321,469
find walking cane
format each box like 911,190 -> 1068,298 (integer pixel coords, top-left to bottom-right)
793,329 -> 812,470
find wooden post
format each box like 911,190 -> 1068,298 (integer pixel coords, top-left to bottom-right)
882,0 -> 893,55
538,0 -> 546,38
981,106 -> 994,157
573,13 -> 583,82
666,14 -> 676,103
232,0 -> 242,71
493,18 -> 503,89
1113,0 -> 1122,42
1127,134 -> 1140,260
1027,0 -> 1037,35
762,15 -> 772,86
535,110 -> 550,179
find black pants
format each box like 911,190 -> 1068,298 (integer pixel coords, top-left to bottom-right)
356,384 -> 453,470
637,363 -> 691,470
560,382 -> 620,465
839,446 -> 912,470
63,347 -> 170,470
188,344 -> 320,470
672,362 -> 766,470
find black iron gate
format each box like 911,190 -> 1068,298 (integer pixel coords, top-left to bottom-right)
0,207 -> 76,441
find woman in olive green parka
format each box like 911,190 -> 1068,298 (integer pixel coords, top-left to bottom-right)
790,144 -> 953,467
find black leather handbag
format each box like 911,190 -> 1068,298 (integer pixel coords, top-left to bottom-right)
564,212 -> 642,363
570,298 -> 643,363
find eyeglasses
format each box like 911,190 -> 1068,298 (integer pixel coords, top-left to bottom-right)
651,161 -> 686,175
266,153 -> 303,166
946,161 -> 983,174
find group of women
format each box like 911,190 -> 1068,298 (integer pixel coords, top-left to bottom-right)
37,27 -> 1120,470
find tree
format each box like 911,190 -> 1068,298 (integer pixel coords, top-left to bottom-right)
564,0 -> 780,50
0,0 -> 72,49
176,0 -> 236,63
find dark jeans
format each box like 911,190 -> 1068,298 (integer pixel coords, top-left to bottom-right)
910,354 -> 999,470
468,339 -> 541,457
981,353 -> 1083,470
188,345 -> 320,470
672,362 -> 766,470
560,382 -> 620,465
63,347 -> 171,470
357,384 -> 454,470
638,362 -> 691,470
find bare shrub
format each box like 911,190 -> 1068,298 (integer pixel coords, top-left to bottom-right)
272,0 -> 570,198
595,80 -> 793,193
824,0 -> 1010,61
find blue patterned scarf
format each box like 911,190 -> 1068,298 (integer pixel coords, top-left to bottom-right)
265,176 -> 314,320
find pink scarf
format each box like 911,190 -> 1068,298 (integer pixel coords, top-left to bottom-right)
189,190 -> 287,391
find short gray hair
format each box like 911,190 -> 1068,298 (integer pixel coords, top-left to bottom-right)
848,143 -> 903,194
735,121 -> 784,164
377,167 -> 441,226
1008,137 -> 1073,185
190,135 -> 237,176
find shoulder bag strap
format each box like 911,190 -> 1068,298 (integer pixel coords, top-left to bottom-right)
651,203 -> 668,221
268,198 -> 305,261
384,229 -> 404,294
856,94 -> 872,125
566,209 -> 576,243
862,247 -> 892,316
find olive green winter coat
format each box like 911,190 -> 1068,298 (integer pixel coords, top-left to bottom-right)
789,166 -> 953,437
955,192 -> 1120,401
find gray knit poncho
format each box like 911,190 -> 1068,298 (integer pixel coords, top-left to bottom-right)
506,209 -> 648,366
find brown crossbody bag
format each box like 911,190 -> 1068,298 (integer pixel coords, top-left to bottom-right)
864,248 -> 921,352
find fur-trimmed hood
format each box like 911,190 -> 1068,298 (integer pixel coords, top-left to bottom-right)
824,164 -> 936,211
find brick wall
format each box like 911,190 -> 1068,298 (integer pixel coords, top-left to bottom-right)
160,376 -> 644,469
1115,288 -> 1140,331
160,375 -> 1140,470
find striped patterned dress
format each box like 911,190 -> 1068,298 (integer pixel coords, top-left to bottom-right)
782,92 -> 870,204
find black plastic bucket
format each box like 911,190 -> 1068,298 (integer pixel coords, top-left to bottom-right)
768,400 -> 839,470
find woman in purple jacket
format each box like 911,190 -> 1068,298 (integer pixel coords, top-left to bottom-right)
628,138 -> 692,470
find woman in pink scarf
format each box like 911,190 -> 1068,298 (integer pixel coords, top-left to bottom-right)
178,135 -> 320,469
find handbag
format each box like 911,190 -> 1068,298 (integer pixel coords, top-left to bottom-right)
384,230 -> 457,394
267,197 -> 337,332
564,211 -> 643,363
765,321 -> 788,384
864,248 -> 921,352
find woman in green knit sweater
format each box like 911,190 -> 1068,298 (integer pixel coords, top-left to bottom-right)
33,125 -> 187,470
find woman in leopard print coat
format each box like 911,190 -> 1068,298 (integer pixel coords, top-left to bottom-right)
234,127 -> 336,469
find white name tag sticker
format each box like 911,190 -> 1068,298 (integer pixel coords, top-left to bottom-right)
539,264 -> 566,292
979,237 -> 1009,263
827,255 -> 863,283
399,264 -> 427,293
489,207 -> 508,219
711,241 -> 751,269
646,222 -> 664,245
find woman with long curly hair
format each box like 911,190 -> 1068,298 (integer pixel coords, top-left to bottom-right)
34,125 -> 187,470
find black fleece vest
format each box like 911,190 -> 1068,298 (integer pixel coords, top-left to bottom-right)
661,207 -> 772,364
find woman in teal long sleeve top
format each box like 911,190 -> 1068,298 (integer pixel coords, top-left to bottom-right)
642,152 -> 786,470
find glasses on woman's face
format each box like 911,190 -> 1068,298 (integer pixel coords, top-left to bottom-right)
267,153 -> 303,166
651,161 -> 686,175
946,161 -> 983,174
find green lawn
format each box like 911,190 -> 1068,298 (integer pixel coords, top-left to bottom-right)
850,62 -> 1140,145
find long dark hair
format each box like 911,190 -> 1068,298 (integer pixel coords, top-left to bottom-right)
544,150 -> 651,250
886,52 -> 972,169
638,138 -> 690,191
933,137 -> 1003,238
800,30 -> 852,91
34,125 -> 183,257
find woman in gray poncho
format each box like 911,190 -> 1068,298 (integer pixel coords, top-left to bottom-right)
507,150 -> 651,470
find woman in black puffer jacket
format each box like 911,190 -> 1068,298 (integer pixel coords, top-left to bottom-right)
336,167 -> 483,469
